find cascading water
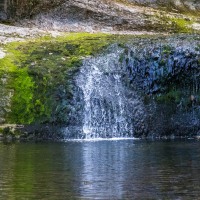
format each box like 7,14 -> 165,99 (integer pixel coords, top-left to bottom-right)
61,37 -> 200,139
74,47 -> 146,139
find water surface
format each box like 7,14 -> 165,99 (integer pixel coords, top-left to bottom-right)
0,140 -> 200,199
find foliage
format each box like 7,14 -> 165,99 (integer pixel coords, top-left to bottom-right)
0,33 -> 123,124
170,18 -> 193,33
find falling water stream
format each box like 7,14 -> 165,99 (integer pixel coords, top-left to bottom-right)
75,49 -> 145,139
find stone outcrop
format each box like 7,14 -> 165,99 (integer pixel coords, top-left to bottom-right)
0,0 -> 200,33
0,33 -> 200,140
128,0 -> 200,12
0,0 -> 7,20
119,35 -> 200,137
0,1 -> 200,140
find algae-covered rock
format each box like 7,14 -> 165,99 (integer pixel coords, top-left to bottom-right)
0,0 -> 200,141
0,33 -> 200,139
0,33 -> 119,140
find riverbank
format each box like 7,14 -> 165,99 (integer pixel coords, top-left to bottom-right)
0,126 -> 200,143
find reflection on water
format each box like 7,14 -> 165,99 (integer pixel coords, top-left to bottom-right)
0,140 -> 200,199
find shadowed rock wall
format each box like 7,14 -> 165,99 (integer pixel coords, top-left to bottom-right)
0,0 -> 7,20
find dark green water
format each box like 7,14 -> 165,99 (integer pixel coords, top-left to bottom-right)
0,139 -> 200,199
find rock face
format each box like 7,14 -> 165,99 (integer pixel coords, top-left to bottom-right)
0,1 -> 200,140
65,35 -> 200,138
128,0 -> 200,12
119,35 -> 200,137
0,0 -> 7,20
1,34 -> 199,139
0,75 -> 13,124
1,0 -> 200,33
3,0 -> 200,17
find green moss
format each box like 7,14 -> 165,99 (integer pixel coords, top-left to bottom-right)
119,54 -> 124,63
156,90 -> 182,104
9,69 -> 35,124
170,18 -> 193,33
195,44 -> 200,51
1,33 -> 128,125
162,45 -> 173,55
156,13 -> 194,33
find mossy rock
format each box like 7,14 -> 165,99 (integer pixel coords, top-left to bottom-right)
0,33 -> 132,125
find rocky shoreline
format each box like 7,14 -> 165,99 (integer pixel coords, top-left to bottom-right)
0,124 -> 65,142
1,124 -> 200,142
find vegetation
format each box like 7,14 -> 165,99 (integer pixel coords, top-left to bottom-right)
0,33 -> 126,125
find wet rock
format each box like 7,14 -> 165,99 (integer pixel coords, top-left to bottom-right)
1,35 -> 200,140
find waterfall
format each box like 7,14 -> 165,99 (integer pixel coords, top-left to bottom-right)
61,38 -> 200,139
74,47 -> 146,139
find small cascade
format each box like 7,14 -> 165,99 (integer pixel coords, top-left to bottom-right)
75,48 -> 145,139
